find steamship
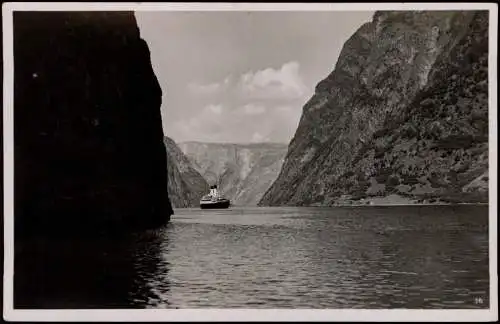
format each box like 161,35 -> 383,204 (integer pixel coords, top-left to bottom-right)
200,185 -> 231,209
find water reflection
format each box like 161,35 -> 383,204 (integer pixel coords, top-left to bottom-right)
14,205 -> 489,309
158,206 -> 489,309
14,226 -> 170,308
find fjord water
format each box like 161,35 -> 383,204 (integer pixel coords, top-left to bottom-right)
15,205 -> 489,309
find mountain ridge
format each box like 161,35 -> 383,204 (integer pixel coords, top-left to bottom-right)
178,141 -> 288,205
179,141 -> 289,147
259,10 -> 489,206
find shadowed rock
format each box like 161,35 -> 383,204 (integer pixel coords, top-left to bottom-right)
13,10 -> 174,309
13,11 -> 173,237
164,136 -> 209,208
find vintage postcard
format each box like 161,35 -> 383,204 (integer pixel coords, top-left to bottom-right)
2,2 -> 498,322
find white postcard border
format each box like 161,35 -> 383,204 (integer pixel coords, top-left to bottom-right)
3,2 -> 498,322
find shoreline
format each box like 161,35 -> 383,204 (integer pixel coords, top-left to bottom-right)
325,193 -> 489,207
328,202 -> 489,207
176,202 -> 489,210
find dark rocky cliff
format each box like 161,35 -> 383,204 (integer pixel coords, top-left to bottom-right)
164,137 -> 209,207
260,11 -> 489,206
179,142 -> 288,205
14,11 -> 173,236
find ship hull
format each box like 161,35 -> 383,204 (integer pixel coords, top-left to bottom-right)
200,200 -> 231,209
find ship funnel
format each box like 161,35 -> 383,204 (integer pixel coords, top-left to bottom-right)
209,185 -> 218,196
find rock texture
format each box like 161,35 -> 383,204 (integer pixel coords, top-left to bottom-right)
164,137 -> 209,207
14,11 -> 173,236
260,11 -> 489,206
179,142 -> 288,205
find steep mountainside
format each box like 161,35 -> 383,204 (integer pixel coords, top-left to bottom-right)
260,11 -> 489,206
13,11 -> 173,308
179,142 -> 288,205
164,137 -> 209,207
14,11 -> 173,235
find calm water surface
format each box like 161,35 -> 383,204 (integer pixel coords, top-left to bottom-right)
15,205 -> 489,309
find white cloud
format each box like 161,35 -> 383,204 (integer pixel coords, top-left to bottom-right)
239,61 -> 308,100
187,75 -> 233,97
188,81 -> 222,95
204,104 -> 223,115
187,62 -> 308,102
170,102 -> 299,144
241,103 -> 266,115
251,132 -> 265,143
223,75 -> 232,86
181,104 -> 224,133
172,63 -> 308,143
277,105 -> 293,112
172,104 -> 226,142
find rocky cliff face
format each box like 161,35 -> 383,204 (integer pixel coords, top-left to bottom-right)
179,142 -> 288,205
260,11 -> 489,206
164,137 -> 209,207
14,11 -> 173,236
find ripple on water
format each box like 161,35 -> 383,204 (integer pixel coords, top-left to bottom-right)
124,206 -> 490,309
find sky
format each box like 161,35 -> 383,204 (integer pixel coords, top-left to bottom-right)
135,11 -> 374,144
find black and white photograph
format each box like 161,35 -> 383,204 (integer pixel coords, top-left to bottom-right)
2,2 -> 498,322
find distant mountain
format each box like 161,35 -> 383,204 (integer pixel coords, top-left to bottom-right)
178,142 -> 288,205
260,11 -> 489,206
164,137 -> 209,208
